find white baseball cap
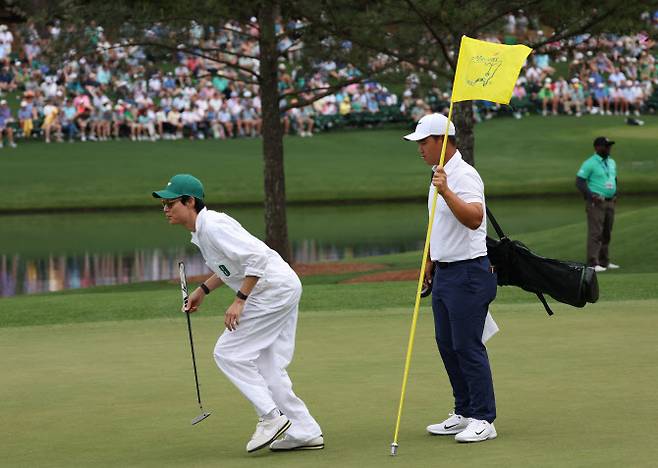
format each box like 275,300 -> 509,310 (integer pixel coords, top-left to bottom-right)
403,113 -> 455,141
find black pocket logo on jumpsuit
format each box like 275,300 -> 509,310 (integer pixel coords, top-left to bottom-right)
218,265 -> 231,276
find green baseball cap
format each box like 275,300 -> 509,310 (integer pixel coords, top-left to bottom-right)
152,174 -> 205,200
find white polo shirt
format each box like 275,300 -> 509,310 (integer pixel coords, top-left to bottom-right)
191,208 -> 300,313
428,150 -> 488,262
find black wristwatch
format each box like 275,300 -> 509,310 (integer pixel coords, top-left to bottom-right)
236,290 -> 249,301
199,283 -> 211,295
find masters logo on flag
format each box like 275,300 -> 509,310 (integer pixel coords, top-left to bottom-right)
452,36 -> 532,105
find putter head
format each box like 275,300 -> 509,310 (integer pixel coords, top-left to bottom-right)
191,411 -> 211,425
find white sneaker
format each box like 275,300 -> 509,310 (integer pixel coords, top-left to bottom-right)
427,412 -> 470,435
455,419 -> 497,443
246,414 -> 291,453
606,263 -> 620,269
269,434 -> 324,451
594,265 -> 607,273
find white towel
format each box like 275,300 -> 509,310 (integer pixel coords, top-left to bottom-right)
481,311 -> 499,344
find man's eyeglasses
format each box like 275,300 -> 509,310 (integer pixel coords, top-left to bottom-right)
161,198 -> 182,209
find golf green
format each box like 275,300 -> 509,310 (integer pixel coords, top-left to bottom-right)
2,297 -> 657,467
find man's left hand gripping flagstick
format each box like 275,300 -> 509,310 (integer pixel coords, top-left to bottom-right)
390,36 -> 531,456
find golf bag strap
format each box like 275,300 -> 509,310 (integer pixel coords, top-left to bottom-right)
486,207 -> 507,240
536,292 -> 554,316
487,205 -> 553,315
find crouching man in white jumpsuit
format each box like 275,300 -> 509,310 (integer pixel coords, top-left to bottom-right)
153,174 -> 323,453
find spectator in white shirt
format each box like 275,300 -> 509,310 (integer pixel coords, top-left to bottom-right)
172,94 -> 187,111
0,25 -> 13,58
608,68 -> 626,87
148,73 -> 162,96
227,93 -> 244,136
154,106 -> 167,139
209,91 -> 223,114
218,102 -> 234,138
181,108 -> 199,139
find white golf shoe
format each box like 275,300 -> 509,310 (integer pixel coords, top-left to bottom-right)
427,412 -> 470,435
454,418 -> 497,443
269,434 -> 325,451
607,263 -> 620,269
594,265 -> 607,273
246,414 -> 291,453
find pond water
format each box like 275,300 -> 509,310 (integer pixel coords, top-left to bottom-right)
1,197 -> 655,296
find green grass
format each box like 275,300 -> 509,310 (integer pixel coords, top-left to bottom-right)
479,115 -> 658,196
0,115 -> 656,211
359,204 -> 658,273
514,205 -> 658,273
2,202 -> 657,466
2,272 -> 658,328
2,294 -> 657,467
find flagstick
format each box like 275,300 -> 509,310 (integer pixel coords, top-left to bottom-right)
390,101 -> 455,456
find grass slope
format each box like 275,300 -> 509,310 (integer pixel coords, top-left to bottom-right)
360,204 -> 658,273
2,300 -> 657,467
0,115 -> 656,211
516,205 -> 658,273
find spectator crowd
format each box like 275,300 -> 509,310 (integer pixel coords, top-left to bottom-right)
403,11 -> 658,123
0,12 -> 656,148
0,18 -> 404,148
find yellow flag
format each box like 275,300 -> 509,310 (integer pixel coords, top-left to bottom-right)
452,36 -> 532,104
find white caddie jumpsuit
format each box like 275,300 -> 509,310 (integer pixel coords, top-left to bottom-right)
191,207 -> 322,440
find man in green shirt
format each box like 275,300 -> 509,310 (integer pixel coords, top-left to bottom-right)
576,136 -> 620,272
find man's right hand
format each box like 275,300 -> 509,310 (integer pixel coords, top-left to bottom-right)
423,258 -> 434,287
183,288 -> 205,313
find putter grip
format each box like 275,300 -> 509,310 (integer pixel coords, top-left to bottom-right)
178,262 -> 190,309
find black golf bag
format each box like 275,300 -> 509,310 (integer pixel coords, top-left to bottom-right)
486,208 -> 599,316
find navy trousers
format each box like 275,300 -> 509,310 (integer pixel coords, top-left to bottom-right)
431,256 -> 497,423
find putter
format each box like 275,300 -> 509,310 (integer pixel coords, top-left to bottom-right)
178,262 -> 212,425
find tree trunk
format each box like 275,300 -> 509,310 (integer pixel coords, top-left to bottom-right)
453,100 -> 475,167
258,1 -> 292,262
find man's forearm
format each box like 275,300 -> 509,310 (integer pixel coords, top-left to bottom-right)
238,276 -> 260,297
442,190 -> 483,230
576,177 -> 593,201
202,274 -> 224,292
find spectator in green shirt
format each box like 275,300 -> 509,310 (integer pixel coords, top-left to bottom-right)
212,74 -> 229,94
575,136 -> 620,272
